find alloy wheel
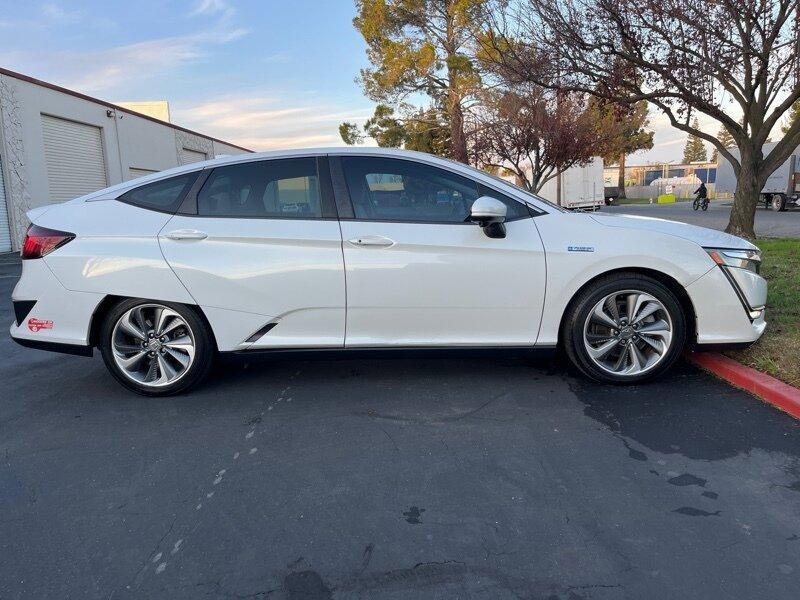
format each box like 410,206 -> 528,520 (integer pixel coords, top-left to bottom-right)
582,290 -> 673,377
111,304 -> 196,388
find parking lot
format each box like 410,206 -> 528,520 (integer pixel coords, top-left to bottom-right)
1,254 -> 799,599
603,200 -> 800,239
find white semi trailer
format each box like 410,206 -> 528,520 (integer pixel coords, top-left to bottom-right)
501,158 -> 605,210
537,158 -> 605,210
716,142 -> 800,211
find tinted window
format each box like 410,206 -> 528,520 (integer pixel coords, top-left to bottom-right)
118,172 -> 199,212
197,158 -> 321,218
341,157 -> 528,222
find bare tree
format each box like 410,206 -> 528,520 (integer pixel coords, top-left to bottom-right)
488,0 -> 800,238
473,88 -> 602,194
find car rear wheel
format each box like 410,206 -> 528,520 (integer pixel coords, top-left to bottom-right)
99,299 -> 214,396
563,274 -> 686,384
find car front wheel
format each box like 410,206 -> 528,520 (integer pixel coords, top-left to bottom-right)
563,274 -> 686,383
99,299 -> 214,396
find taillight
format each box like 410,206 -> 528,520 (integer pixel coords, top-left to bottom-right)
21,224 -> 75,260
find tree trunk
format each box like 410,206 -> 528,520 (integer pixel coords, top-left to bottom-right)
449,98 -> 468,164
556,170 -> 562,206
725,148 -> 760,239
617,153 -> 626,199
443,7 -> 468,165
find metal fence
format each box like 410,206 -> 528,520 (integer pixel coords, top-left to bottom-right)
623,183 -> 717,200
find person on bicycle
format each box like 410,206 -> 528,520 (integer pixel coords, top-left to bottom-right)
694,182 -> 708,200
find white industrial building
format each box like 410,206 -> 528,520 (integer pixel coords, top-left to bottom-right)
0,68 -> 250,252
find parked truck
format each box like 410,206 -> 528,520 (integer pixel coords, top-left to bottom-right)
537,157 -> 605,210
499,157 -> 605,210
716,142 -> 800,211
603,186 -> 621,205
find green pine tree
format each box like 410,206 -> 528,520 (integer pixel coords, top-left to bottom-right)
682,118 -> 708,163
711,126 -> 736,162
782,100 -> 800,134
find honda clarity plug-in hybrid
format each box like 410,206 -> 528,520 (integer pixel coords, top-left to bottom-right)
11,148 -> 766,395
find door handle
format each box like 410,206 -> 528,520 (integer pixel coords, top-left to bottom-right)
165,229 -> 208,241
347,235 -> 395,248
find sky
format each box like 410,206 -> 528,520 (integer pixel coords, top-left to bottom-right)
0,0 -> 701,163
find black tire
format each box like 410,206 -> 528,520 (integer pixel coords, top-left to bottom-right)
701,199 -> 709,211
562,273 -> 687,384
99,298 -> 214,396
692,198 -> 700,210
771,194 -> 787,212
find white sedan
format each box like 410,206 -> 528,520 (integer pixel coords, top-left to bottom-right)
10,148 -> 767,395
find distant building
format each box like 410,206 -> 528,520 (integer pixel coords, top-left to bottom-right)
603,161 -> 717,188
116,100 -> 172,122
0,68 -> 250,252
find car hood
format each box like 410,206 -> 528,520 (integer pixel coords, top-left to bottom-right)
589,213 -> 758,250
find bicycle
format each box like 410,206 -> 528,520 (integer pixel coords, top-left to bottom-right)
692,195 -> 709,211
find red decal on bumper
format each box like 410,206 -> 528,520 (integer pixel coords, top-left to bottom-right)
28,318 -> 54,332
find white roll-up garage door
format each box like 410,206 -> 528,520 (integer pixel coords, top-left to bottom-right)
179,148 -> 207,165
0,155 -> 11,253
41,115 -> 108,203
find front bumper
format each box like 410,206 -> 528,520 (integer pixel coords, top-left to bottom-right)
721,265 -> 767,320
686,266 -> 767,345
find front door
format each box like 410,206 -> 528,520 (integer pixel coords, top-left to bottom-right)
160,157 -> 345,350
335,155 -> 546,347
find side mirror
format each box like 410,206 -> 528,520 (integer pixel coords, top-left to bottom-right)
470,196 -> 507,238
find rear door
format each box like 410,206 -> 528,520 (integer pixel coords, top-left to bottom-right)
159,157 -> 346,350
334,155 -> 547,347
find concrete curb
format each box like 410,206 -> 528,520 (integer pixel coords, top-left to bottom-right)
687,351 -> 800,420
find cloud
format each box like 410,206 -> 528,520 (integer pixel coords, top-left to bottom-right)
235,134 -> 346,150
173,95 -> 375,151
0,25 -> 248,95
41,2 -> 77,22
633,106 -> 721,163
190,0 -> 235,19
0,2 -> 114,30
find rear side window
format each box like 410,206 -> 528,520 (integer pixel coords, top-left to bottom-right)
118,172 -> 199,213
197,158 -> 322,218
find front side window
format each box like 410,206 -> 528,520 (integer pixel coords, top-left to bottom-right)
118,172 -> 199,213
197,158 -> 321,218
341,157 -> 528,222
341,157 -> 479,223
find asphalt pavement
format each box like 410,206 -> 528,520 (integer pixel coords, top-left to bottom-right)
602,200 -> 800,238
1,254 -> 799,599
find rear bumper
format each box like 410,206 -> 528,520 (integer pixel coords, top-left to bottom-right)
11,335 -> 93,356
10,258 -> 104,349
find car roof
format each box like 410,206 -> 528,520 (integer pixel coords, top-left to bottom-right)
79,147 -> 551,213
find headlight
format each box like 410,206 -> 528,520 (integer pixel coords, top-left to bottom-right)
706,248 -> 762,274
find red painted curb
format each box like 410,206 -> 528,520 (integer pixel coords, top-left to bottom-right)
687,351 -> 800,420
